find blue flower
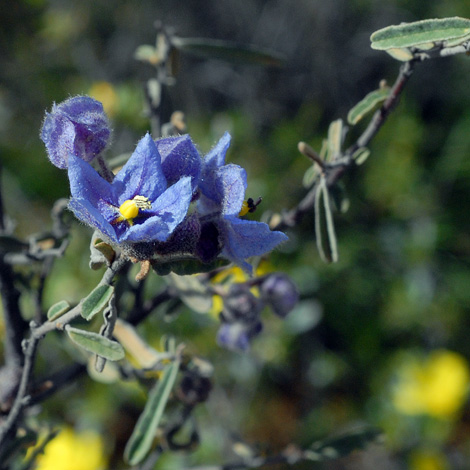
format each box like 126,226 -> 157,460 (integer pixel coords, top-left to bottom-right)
67,133 -> 193,245
198,132 -> 288,273
217,321 -> 263,352
154,134 -> 202,192
41,96 -> 111,169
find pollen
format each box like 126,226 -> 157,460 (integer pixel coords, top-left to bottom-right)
119,195 -> 151,223
239,201 -> 249,217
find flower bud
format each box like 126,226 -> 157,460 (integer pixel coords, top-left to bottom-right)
260,273 -> 299,318
222,284 -> 263,323
217,321 -> 263,352
41,96 -> 111,169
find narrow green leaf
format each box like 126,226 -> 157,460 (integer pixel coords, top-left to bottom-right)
352,147 -> 371,166
320,177 -> 338,263
66,326 -> 125,361
314,181 -> 327,263
47,300 -> 70,321
134,44 -> 160,64
171,37 -> 284,67
327,119 -> 343,159
347,88 -> 390,125
309,427 -> 382,461
445,31 -> 470,47
124,358 -> 180,465
371,17 -> 470,50
81,284 -> 114,321
302,164 -> 318,189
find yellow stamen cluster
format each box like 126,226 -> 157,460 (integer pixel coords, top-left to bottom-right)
118,195 -> 151,225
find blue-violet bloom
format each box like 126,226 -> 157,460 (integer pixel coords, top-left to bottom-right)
41,96 -> 111,169
67,133 -> 193,245
154,134 -> 202,192
198,132 -> 288,273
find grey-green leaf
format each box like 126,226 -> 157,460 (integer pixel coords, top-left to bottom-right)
134,44 -> 159,63
309,427 -> 382,461
66,326 -> 125,361
347,88 -> 390,125
47,300 -> 70,321
352,147 -> 371,166
81,284 -> 114,321
124,358 -> 180,465
371,17 -> 470,50
327,119 -> 343,160
171,37 -> 284,67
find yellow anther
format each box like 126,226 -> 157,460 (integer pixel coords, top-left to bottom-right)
117,195 -> 151,225
119,200 -> 139,221
239,201 -> 249,217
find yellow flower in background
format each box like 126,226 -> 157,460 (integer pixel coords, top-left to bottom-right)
409,448 -> 449,470
392,350 -> 470,418
89,81 -> 118,117
35,427 -> 106,470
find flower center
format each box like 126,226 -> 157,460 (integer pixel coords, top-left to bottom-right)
118,195 -> 151,224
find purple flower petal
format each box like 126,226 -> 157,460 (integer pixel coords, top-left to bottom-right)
67,154 -> 115,207
121,176 -> 193,242
203,132 -> 231,170
114,133 -> 167,204
155,135 -> 201,190
220,216 -> 288,273
68,198 -> 118,243
41,96 -> 110,169
199,164 -> 246,216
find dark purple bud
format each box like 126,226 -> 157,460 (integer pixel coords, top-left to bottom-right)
260,273 -> 299,318
41,96 -> 111,169
177,373 -> 212,405
216,321 -> 262,352
222,284 -> 263,323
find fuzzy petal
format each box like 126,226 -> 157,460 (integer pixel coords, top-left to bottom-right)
68,197 -> 118,243
114,133 -> 167,204
155,135 -> 201,190
67,154 -> 115,207
199,164 -> 246,216
217,164 -> 247,216
203,131 -> 231,170
41,96 -> 110,168
120,176 -> 193,242
220,216 -> 288,273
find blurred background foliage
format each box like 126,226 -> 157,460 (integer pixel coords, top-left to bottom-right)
3,0 -> 470,469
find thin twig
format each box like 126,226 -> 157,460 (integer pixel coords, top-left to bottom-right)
0,335 -> 39,450
270,59 -> 417,232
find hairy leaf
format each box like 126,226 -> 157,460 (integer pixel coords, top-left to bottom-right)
309,427 -> 382,461
124,358 -> 180,465
47,300 -> 70,321
347,88 -> 390,125
352,147 -> 371,166
327,119 -> 343,160
66,326 -> 125,361
81,284 -> 114,321
171,36 -> 284,66
371,17 -> 470,50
